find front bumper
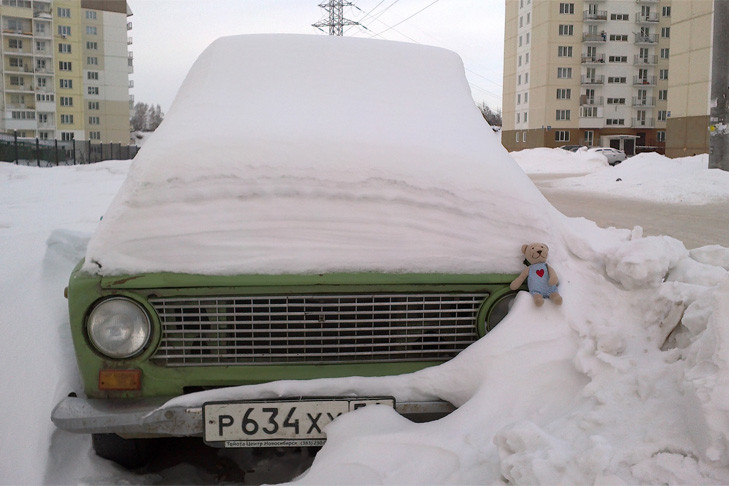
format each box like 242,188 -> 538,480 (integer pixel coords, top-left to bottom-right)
51,396 -> 456,438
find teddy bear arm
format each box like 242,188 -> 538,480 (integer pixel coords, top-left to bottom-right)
510,268 -> 529,290
547,265 -> 559,286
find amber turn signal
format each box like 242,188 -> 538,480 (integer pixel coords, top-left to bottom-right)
98,369 -> 141,391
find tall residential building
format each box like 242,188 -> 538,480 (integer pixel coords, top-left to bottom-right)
502,0 -> 673,154
0,0 -> 133,143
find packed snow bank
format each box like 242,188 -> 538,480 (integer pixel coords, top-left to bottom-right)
517,150 -> 729,205
84,34 -> 550,276
511,147 -> 609,175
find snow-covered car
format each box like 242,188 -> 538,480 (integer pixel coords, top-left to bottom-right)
559,145 -> 585,152
588,147 -> 627,165
51,34 -> 551,468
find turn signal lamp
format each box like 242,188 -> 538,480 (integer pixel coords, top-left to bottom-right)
99,369 -> 141,391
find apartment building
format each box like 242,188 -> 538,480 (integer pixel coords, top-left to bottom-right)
502,0 -> 673,154
0,0 -> 133,143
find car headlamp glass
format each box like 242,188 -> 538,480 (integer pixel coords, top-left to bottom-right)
87,298 -> 151,359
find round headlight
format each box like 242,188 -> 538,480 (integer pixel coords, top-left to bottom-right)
87,298 -> 151,359
486,292 -> 517,332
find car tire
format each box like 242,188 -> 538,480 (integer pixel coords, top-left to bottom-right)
91,433 -> 154,469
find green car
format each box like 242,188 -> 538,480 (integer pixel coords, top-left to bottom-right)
51,34 -> 525,467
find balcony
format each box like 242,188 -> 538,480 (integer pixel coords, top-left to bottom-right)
634,33 -> 659,44
583,32 -> 607,43
634,55 -> 657,65
33,7 -> 51,18
635,13 -> 659,23
581,75 -> 605,85
636,0 -> 659,3
633,75 -> 657,86
580,95 -> 604,106
582,53 -> 605,64
633,117 -> 655,128
583,10 -> 607,21
632,97 -> 656,107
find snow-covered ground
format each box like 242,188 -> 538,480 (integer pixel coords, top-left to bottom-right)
1,148 -> 728,484
2,34 -> 729,484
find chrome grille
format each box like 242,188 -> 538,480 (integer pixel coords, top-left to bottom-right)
149,293 -> 486,367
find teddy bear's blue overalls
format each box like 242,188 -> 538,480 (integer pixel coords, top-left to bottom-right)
527,262 -> 559,297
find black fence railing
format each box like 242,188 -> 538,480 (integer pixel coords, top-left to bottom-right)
0,132 -> 139,167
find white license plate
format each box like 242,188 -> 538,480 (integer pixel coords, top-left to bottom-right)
203,397 -> 395,447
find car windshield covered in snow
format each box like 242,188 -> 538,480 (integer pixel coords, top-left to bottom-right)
52,34 -> 556,467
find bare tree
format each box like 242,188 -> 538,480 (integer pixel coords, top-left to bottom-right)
477,102 -> 502,127
131,102 -> 165,131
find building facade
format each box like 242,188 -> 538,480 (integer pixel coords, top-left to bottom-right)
502,0 -> 674,154
0,0 -> 132,143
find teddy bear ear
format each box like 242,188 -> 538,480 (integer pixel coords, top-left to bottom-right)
521,244 -> 528,254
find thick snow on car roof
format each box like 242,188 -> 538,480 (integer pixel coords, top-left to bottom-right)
84,34 -> 554,276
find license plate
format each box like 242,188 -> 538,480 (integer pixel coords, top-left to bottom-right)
203,397 -> 395,447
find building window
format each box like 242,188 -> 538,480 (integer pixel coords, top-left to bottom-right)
584,130 -> 594,146
608,56 -> 627,63
60,96 -> 73,106
36,93 -> 54,102
610,13 -> 629,20
87,56 -> 98,65
8,39 -> 23,49
58,43 -> 71,54
581,107 -> 598,117
89,116 -> 100,125
58,61 -> 72,71
659,89 -> 668,101
90,131 -> 101,140
9,76 -> 24,86
658,110 -> 667,121
525,52 -> 530,64
517,93 -> 522,104
660,48 -> 670,59
88,101 -> 100,110
661,27 -> 670,38
526,32 -> 530,44
660,69 -> 669,80
86,41 -> 98,50
555,130 -> 570,142
9,57 -> 23,68
524,112 -> 528,123
58,25 -> 71,36
517,113 -> 521,123
657,131 -> 666,142
527,12 -> 530,24
606,119 -> 625,126
556,109 -> 571,121
607,98 -> 626,105
36,77 -> 47,88
524,92 -> 529,103
559,3 -> 574,14
556,88 -> 571,99
662,6 -> 671,17
61,132 -> 74,141
558,24 -> 574,36
608,76 -> 627,84
60,114 -> 74,124
86,26 -> 97,35
518,55 -> 522,67
57,7 -> 71,17
557,67 -> 572,79
516,132 -> 521,142
522,131 -> 527,142
87,71 -> 99,80
86,10 -> 97,20
609,34 -> 628,42
519,35 -> 522,47
558,46 -> 573,57
88,86 -> 99,95
524,73 -> 529,83
59,79 -> 72,89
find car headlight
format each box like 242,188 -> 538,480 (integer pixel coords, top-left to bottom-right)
485,292 -> 517,332
87,297 -> 151,359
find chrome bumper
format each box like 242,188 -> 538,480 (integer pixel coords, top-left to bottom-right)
51,396 -> 455,438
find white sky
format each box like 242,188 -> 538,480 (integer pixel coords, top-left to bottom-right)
127,0 -> 506,113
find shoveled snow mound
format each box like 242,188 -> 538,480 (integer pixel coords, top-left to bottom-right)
83,34 -> 550,277
511,147 -> 609,175
546,153 -> 729,204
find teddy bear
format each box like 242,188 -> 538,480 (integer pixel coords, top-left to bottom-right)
509,243 -> 563,306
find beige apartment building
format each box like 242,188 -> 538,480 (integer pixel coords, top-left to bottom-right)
0,0 -> 133,143
503,0 -> 680,154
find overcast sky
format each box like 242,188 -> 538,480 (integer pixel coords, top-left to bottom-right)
127,0 -> 505,113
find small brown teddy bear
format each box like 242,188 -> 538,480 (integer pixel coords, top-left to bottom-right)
510,243 -> 563,306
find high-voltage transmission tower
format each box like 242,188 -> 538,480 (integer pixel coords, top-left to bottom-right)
313,0 -> 359,36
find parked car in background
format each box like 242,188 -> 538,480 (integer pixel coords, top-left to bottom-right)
560,145 -> 585,152
588,147 -> 627,165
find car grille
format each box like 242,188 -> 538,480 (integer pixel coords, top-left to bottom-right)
149,293 -> 486,367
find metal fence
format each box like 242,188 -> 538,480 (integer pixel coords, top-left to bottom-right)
0,133 -> 139,167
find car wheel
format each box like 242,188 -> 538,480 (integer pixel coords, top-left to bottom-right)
485,291 -> 518,332
91,433 -> 154,469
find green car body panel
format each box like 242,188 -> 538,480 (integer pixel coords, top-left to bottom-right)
67,260 -> 519,400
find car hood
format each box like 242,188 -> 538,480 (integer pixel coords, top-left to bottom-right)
83,34 -> 556,277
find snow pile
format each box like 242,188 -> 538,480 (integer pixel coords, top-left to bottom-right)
511,147 -> 609,175
84,34 -> 548,277
516,149 -> 729,205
